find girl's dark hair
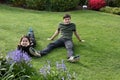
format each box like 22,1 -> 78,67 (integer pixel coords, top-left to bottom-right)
17,35 -> 31,52
19,35 -> 30,45
63,14 -> 71,19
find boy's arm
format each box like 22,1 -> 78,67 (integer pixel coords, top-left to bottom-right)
74,31 -> 85,42
47,29 -> 60,40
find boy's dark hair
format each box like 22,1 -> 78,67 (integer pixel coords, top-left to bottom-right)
63,14 -> 71,19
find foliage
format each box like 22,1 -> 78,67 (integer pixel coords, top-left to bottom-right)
50,0 -> 79,11
105,0 -> 120,7
9,0 -> 26,7
105,0 -> 116,7
88,0 -> 106,10
8,0 -> 79,11
100,6 -> 120,15
6,50 -> 31,64
115,0 -> 120,7
0,0 -> 7,3
25,0 -> 47,10
0,52 -> 37,80
0,53 -> 77,80
79,0 -> 88,5
39,60 -> 77,80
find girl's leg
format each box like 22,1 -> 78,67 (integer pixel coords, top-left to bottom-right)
27,28 -> 36,47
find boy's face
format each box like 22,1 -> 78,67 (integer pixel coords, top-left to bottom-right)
63,17 -> 71,24
20,37 -> 30,47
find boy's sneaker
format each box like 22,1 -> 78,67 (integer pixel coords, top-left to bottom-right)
29,47 -> 41,57
68,55 -> 80,62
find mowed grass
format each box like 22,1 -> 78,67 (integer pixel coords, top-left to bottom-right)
0,4 -> 120,80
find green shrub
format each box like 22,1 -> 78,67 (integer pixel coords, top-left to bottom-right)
9,0 -> 26,7
105,0 -> 120,7
0,0 -> 7,3
115,0 -> 120,7
9,0 -> 79,11
79,0 -> 87,6
105,0 -> 116,7
50,0 -> 79,11
26,0 -> 47,10
100,6 -> 120,15
112,7 -> 120,15
100,6 -> 113,13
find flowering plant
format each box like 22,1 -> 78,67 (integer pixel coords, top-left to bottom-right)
6,50 -> 31,64
0,50 -> 37,80
39,60 -> 77,80
88,0 -> 106,10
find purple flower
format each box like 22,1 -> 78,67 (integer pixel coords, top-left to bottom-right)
39,66 -> 47,77
6,49 -> 31,64
56,60 -> 66,71
39,61 -> 51,77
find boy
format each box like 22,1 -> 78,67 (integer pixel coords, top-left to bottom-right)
40,14 -> 84,62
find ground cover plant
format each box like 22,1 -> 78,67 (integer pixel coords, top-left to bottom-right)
0,4 -> 120,80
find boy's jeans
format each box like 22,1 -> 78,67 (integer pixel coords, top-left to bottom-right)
40,38 -> 74,58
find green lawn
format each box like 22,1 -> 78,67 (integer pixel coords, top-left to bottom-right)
0,4 -> 120,80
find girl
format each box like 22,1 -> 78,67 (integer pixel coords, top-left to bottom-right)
17,35 -> 41,57
6,30 -> 40,64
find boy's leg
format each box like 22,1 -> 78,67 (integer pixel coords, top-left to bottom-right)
64,40 -> 74,58
65,40 -> 80,62
40,38 -> 64,55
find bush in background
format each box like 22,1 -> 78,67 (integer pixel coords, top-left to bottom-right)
25,0 -> 47,10
0,0 -> 7,3
79,0 -> 87,6
100,6 -> 120,15
8,0 -> 79,11
88,0 -> 106,10
105,0 -> 120,7
115,0 -> 120,7
105,0 -> 116,7
9,0 -> 26,7
49,0 -> 79,11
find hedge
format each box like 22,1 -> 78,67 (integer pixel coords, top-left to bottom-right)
9,0 -> 79,11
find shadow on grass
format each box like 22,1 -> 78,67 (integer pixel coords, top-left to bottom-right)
69,61 -> 90,69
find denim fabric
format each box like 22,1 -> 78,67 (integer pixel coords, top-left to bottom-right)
40,38 -> 74,57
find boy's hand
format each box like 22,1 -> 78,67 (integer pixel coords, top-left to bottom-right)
80,40 -> 85,42
47,38 -> 53,41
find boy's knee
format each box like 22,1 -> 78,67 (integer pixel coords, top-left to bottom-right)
65,41 -> 73,49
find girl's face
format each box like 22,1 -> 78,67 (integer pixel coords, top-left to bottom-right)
20,37 -> 30,47
63,17 -> 71,24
